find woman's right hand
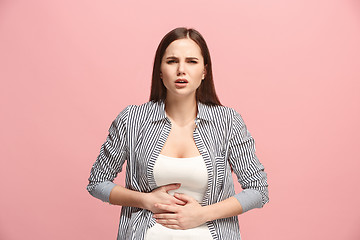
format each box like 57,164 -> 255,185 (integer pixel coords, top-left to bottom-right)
143,183 -> 185,214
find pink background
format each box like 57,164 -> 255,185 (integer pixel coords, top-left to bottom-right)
1,0 -> 359,239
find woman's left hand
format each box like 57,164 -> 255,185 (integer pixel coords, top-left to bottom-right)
152,193 -> 208,230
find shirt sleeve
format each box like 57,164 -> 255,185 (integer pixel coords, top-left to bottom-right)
228,109 -> 269,213
86,106 -> 130,203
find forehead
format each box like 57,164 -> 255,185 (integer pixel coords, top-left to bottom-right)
164,38 -> 202,58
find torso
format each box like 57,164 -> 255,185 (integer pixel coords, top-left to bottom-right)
149,114 -> 212,239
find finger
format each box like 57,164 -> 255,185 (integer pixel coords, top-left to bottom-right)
161,224 -> 182,230
173,192 -> 195,203
156,218 -> 178,225
161,183 -> 181,192
173,197 -> 186,206
155,203 -> 178,213
153,213 -> 176,219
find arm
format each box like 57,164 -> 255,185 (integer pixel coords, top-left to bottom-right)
87,106 -> 185,211
87,107 -> 129,202
228,110 -> 269,213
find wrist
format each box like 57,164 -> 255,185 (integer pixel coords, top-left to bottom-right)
201,205 -> 213,222
139,192 -> 150,210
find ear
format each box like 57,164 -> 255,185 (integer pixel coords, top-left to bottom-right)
160,72 -> 163,78
202,65 -> 207,80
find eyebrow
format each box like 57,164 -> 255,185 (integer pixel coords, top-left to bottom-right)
165,56 -> 199,60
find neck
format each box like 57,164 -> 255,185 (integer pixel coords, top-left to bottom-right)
164,95 -> 197,126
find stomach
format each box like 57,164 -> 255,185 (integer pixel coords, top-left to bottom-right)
144,222 -> 213,240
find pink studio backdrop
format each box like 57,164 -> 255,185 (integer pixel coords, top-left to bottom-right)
1,0 -> 359,239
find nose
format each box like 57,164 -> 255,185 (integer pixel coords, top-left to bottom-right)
177,61 -> 185,76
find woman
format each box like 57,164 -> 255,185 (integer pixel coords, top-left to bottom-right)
87,27 -> 269,240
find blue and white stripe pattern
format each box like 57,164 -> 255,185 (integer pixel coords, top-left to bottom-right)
87,100 -> 269,240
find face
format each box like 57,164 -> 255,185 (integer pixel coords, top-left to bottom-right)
160,38 -> 206,99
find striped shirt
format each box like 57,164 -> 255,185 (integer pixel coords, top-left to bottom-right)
87,100 -> 269,240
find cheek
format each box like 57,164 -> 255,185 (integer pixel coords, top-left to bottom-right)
193,67 -> 205,79
160,65 -> 173,78
160,67 -> 172,87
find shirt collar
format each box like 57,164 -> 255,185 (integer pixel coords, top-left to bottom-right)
149,100 -> 214,122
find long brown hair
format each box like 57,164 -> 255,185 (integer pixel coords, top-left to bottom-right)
149,27 -> 221,106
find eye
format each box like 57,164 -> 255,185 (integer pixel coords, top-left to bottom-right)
188,60 -> 198,64
166,60 -> 177,64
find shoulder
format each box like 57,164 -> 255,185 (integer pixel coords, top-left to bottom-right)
114,101 -> 159,123
203,104 -> 244,124
206,105 -> 249,140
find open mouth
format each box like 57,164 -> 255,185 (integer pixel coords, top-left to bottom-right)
175,79 -> 188,88
175,79 -> 188,83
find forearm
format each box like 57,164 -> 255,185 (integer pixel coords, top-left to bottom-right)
98,182 -> 184,213
88,181 -> 147,208
202,196 -> 243,222
109,185 -> 147,209
202,188 -> 264,221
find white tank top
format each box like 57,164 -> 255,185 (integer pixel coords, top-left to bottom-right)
145,154 -> 213,240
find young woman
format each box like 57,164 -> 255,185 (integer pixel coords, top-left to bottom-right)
87,27 -> 269,240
